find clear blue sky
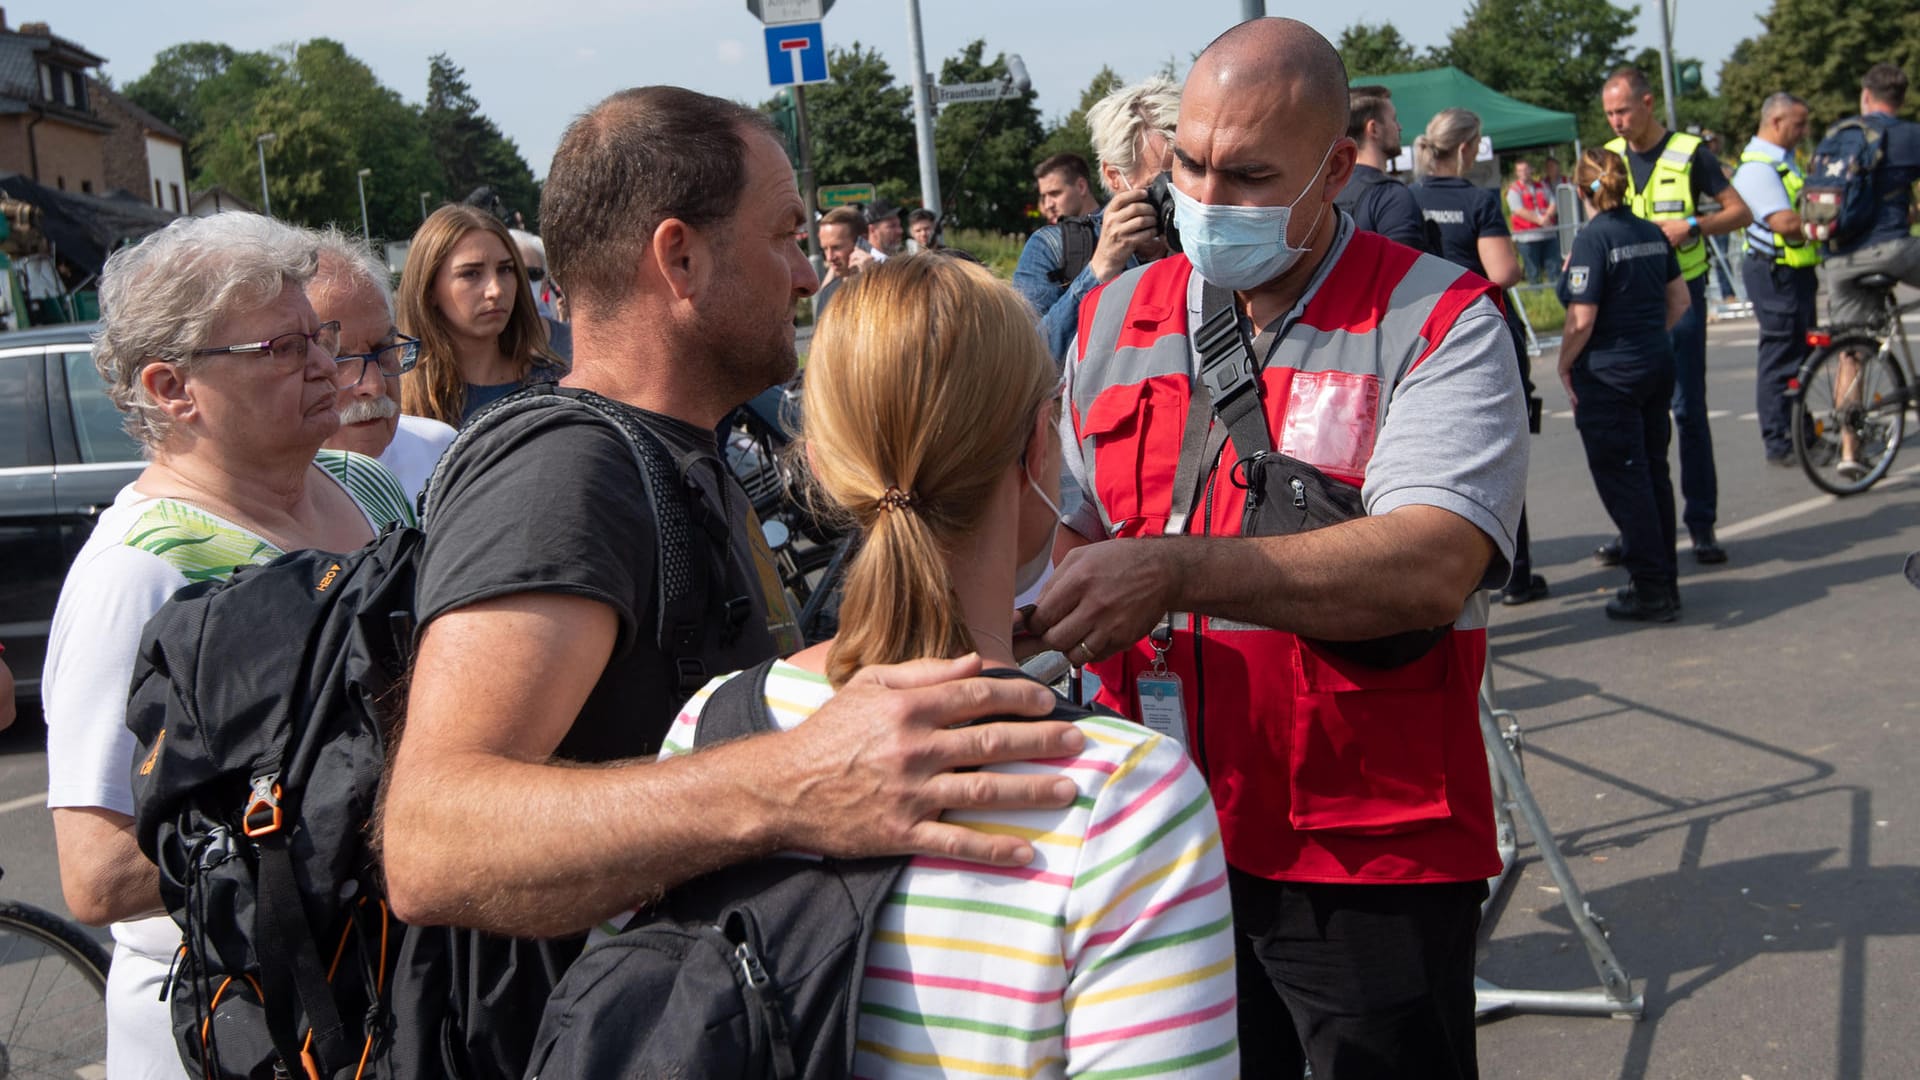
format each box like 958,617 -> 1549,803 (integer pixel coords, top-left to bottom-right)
69,0 -> 1771,181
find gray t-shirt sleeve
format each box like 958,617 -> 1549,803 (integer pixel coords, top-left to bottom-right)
1362,295 -> 1528,591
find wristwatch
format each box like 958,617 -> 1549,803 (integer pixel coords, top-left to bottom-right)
1685,215 -> 1701,238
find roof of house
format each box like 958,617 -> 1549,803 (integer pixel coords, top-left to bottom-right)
189,185 -> 258,214
0,21 -> 107,105
98,84 -> 184,142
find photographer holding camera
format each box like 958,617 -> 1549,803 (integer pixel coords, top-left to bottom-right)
1013,76 -> 1181,363
1028,19 -> 1526,1078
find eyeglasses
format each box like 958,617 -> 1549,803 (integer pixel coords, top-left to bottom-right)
192,321 -> 341,365
525,266 -> 546,282
333,335 -> 421,387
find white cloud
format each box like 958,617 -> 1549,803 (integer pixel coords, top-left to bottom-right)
717,39 -> 747,64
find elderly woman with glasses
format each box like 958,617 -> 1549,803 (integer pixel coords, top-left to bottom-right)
41,213 -> 415,1080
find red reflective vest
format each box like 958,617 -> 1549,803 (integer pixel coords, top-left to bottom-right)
1067,232 -> 1502,883
1511,180 -> 1553,233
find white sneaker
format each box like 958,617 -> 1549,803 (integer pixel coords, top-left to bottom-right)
1836,458 -> 1868,480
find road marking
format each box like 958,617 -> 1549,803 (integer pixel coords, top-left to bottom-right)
1551,409 -> 1574,419
1707,409 -> 1732,419
0,791 -> 48,816
1738,412 -> 1759,421
1713,462 -> 1920,541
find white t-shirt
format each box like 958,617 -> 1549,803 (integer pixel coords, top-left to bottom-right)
377,414 -> 458,503
42,453 -> 411,1080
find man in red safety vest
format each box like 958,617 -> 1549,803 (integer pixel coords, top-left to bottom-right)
1026,18 -> 1529,1079
1508,158 -> 1561,283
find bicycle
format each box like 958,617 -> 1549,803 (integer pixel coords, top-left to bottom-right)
1790,271 -> 1918,495
0,866 -> 111,1078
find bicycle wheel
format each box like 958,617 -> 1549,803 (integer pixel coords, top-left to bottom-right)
0,900 -> 110,1079
1792,336 -> 1908,495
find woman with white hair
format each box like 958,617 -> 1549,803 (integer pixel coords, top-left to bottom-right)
1014,75 -> 1181,363
42,213 -> 415,1079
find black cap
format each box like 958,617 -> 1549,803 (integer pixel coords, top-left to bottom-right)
866,198 -> 901,222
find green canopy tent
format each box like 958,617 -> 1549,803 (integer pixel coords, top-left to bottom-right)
1351,67 -> 1578,152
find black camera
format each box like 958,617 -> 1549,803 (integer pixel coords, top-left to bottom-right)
1142,171 -> 1182,253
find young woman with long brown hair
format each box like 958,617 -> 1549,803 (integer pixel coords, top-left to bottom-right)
615,254 -> 1238,1077
397,204 -> 564,425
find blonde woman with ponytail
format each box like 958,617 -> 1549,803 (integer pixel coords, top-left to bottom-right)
654,254 -> 1237,1076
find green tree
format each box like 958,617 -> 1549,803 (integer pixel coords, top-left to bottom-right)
1339,21 -> 1439,78
765,43 -> 917,205
933,40 -> 1046,234
1627,48 -> 1724,138
1034,66 -> 1123,178
125,43 -> 280,175
191,40 -> 442,240
1717,0 -> 1920,143
1441,0 -> 1639,145
423,54 -> 541,230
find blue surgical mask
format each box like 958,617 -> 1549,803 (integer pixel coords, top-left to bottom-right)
1170,141 -> 1339,290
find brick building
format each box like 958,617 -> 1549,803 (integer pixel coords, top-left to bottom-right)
96,84 -> 188,212
0,12 -> 110,194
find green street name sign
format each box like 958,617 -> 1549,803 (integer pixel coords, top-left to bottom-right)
816,183 -> 876,209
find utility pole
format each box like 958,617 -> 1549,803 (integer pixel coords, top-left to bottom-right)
356,168 -> 372,239
905,0 -> 940,219
1240,0 -> 1265,21
254,132 -> 277,217
1657,0 -> 1680,131
793,86 -> 822,266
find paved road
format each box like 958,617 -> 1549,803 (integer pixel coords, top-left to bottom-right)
3,310 -> 1915,1077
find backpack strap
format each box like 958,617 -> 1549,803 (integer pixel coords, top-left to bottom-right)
1048,216 -> 1098,285
422,384 -> 725,693
1167,280 -> 1274,535
254,828 -> 354,1076
692,658 -> 781,747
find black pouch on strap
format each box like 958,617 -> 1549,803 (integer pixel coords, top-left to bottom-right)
1226,449 -> 1449,669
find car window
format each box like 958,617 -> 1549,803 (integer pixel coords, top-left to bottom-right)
62,350 -> 143,463
0,351 -> 32,467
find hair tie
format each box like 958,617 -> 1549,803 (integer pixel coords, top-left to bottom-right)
1590,179 -> 1603,194
879,486 -> 918,512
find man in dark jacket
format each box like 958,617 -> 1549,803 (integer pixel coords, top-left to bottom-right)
1336,85 -> 1428,251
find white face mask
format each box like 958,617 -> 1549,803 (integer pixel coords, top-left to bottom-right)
1014,458 -> 1064,595
1170,140 -> 1338,290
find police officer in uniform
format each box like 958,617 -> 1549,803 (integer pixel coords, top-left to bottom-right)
1730,92 -> 1819,466
1600,67 -> 1751,564
1410,107 -> 1549,605
1558,148 -> 1693,621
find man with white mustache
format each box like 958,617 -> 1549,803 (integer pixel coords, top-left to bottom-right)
310,229 -> 457,502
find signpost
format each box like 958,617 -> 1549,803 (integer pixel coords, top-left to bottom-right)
816,183 -> 876,209
933,81 -> 1025,105
749,0 -> 838,269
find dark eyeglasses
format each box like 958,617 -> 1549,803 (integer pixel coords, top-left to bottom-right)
192,321 -> 342,365
526,266 -> 546,282
333,336 -> 421,387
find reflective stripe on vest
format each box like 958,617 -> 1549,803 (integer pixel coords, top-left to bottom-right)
1608,133 -> 1707,280
1738,149 -> 1821,269
1511,181 -> 1551,232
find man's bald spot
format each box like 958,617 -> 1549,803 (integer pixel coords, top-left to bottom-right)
1191,18 -> 1349,141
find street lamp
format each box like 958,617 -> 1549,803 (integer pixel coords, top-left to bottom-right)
419,192 -> 430,222
356,168 -> 373,239
255,132 -> 277,218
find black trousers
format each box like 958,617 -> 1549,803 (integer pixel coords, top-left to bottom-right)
1741,256 -> 1818,459
1231,869 -> 1489,1080
1574,366 -> 1679,588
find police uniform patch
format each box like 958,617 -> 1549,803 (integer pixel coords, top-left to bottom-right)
1569,266 -> 1590,292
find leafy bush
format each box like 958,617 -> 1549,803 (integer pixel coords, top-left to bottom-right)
944,228 -> 1028,279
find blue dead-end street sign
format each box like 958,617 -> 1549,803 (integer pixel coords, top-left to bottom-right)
764,22 -> 828,87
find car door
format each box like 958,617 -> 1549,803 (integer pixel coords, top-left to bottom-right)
49,345 -> 146,524
0,343 -> 62,694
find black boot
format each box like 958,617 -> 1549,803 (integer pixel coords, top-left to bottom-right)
1606,579 -> 1679,622
1594,538 -> 1623,566
1616,582 -> 1682,610
1691,527 -> 1727,564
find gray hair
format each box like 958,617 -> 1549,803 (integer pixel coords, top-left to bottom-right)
508,228 -> 545,263
1086,75 -> 1181,193
1760,91 -> 1809,125
93,213 -> 318,451
309,227 -> 394,316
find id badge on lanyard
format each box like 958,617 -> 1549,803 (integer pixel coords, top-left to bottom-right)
1136,618 -> 1189,753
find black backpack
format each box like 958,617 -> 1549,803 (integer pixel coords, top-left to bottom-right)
522,662 -> 1091,1080
1047,214 -> 1099,285
1802,115 -> 1894,250
126,386 -> 719,1080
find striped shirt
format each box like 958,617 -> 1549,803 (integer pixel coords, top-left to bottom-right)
642,660 -> 1239,1078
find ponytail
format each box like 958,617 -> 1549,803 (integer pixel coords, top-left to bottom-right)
797,254 -> 1057,688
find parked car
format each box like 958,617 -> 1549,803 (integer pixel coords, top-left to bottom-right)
0,323 -> 144,704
